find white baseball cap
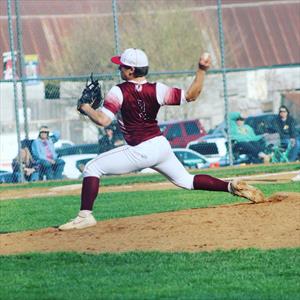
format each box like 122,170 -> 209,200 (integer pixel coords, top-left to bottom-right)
111,48 -> 148,67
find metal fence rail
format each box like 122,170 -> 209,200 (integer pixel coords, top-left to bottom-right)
1,0 -> 299,183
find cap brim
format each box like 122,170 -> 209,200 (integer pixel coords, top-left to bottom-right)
111,55 -> 122,65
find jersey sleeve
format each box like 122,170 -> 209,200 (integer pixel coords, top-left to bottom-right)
156,82 -> 186,106
100,86 -> 123,119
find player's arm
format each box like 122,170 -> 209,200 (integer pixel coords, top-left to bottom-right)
80,104 -> 112,127
185,53 -> 211,102
80,86 -> 122,127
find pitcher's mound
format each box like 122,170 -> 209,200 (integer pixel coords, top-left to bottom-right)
1,192 -> 299,255
266,191 -> 300,202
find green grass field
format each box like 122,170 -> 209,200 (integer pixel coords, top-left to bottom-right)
1,250 -> 299,300
0,164 -> 299,299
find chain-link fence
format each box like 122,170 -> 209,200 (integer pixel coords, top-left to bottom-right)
1,0 -> 299,183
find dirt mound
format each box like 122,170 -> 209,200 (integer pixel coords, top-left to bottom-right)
1,192 -> 299,255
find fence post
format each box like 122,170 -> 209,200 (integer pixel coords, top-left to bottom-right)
15,0 -> 29,139
112,0 -> 121,82
112,0 -> 120,56
217,0 -> 233,166
7,0 -> 24,182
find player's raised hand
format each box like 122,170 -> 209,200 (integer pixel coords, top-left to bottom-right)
198,52 -> 211,71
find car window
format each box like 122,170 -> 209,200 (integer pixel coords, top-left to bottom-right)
184,122 -> 200,136
166,124 -> 182,139
185,152 -> 205,162
174,151 -> 185,161
174,151 -> 205,163
189,142 -> 219,155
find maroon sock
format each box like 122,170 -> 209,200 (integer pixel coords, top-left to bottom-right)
80,176 -> 100,211
193,174 -> 229,192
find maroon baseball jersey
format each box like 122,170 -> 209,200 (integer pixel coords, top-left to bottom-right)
101,80 -> 185,145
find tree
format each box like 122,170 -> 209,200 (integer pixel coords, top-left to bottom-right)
45,1 -> 207,76
45,16 -> 115,76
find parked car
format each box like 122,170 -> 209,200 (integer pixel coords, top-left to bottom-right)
186,118 -> 228,164
60,153 -> 97,179
187,137 -> 227,164
158,119 -> 206,148
173,148 -> 214,169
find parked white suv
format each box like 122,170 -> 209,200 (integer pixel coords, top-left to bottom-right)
187,137 -> 227,164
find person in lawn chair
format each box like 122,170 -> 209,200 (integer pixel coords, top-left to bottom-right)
11,140 -> 40,182
31,126 -> 65,180
229,112 -> 270,164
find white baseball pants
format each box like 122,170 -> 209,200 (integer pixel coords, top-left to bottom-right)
83,136 -> 195,189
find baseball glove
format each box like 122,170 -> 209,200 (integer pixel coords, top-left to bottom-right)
77,73 -> 102,115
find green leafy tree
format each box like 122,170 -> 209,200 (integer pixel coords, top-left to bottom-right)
118,0 -> 206,71
45,17 -> 115,76
45,1 -> 207,76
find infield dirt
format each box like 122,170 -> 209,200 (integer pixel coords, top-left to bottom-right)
1,191 -> 300,255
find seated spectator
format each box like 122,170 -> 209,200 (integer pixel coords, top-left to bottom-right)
229,112 -> 270,164
31,125 -> 65,180
272,105 -> 299,162
12,145 -> 40,182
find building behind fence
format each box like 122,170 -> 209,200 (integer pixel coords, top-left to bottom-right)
0,0 -> 299,179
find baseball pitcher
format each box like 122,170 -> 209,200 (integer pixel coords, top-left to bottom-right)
59,48 -> 265,230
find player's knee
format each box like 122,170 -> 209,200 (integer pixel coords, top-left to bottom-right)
173,174 -> 194,190
82,160 -> 103,178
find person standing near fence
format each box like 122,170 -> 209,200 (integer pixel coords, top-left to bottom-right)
272,105 -> 299,162
59,48 -> 265,231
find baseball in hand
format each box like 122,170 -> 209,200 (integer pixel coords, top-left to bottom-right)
198,52 -> 211,71
202,52 -> 210,61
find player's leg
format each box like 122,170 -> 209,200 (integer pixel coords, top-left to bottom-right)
39,159 -> 54,180
288,139 -> 299,161
153,137 -> 264,203
79,145 -> 146,212
53,158 -> 65,179
80,138 -> 176,210
153,142 -> 230,192
29,169 -> 39,182
59,141 -> 165,230
59,145 -> 138,230
235,141 -> 261,163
